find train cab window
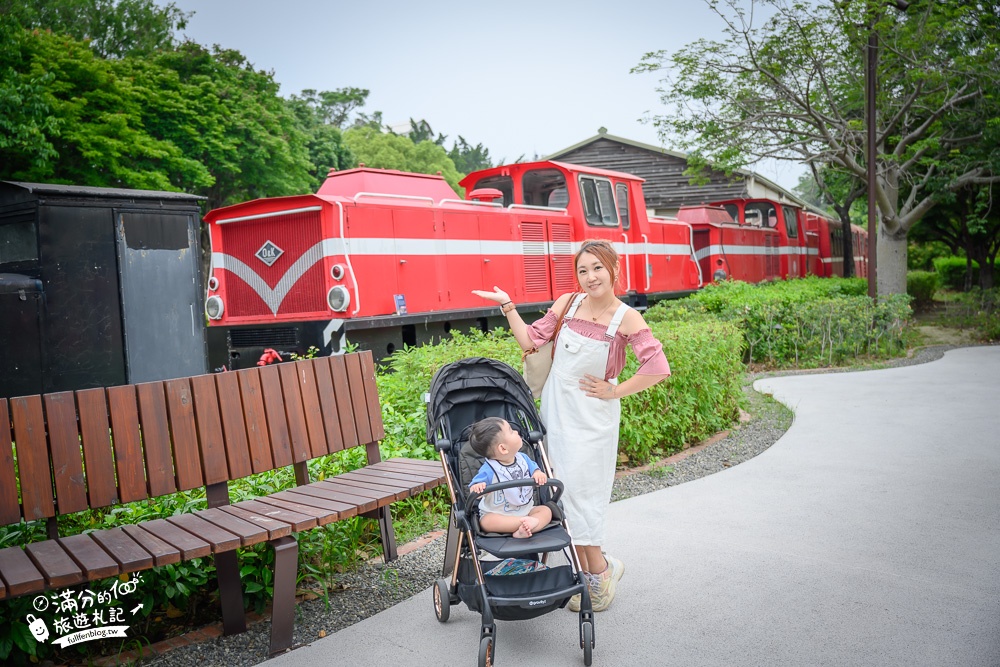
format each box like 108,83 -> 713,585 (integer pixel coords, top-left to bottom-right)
782,206 -> 799,239
616,183 -> 630,230
522,168 -> 568,207
579,176 -> 619,227
471,175 -> 514,207
745,202 -> 776,229
723,203 -> 740,224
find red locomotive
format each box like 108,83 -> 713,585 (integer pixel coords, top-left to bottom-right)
203,160 -> 865,368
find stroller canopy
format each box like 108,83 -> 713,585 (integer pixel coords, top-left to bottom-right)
426,357 -> 543,443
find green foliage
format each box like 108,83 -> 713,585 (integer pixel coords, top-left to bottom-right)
618,319 -> 743,464
647,278 -> 911,367
906,271 -> 939,308
941,287 -> 1000,341
933,256 -> 981,291
343,125 -> 462,193
908,241 -> 954,271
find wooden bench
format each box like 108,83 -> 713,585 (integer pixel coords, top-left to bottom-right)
0,351 -> 444,655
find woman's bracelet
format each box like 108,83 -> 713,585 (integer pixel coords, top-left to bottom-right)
500,301 -> 516,315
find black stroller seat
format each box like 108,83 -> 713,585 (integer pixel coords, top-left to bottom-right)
427,357 -> 595,667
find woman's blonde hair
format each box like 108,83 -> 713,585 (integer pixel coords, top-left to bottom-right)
574,239 -> 620,288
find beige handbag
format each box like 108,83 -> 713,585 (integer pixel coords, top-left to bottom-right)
522,294 -> 578,398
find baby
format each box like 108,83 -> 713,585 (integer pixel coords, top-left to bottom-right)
468,417 -> 552,538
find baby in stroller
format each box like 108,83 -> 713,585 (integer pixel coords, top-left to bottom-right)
468,417 -> 552,538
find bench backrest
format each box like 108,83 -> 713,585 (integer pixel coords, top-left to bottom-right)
0,352 -> 384,530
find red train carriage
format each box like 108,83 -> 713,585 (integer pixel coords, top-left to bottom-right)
204,161 -> 702,368
678,199 -> 868,285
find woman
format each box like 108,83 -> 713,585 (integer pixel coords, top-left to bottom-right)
473,239 -> 670,611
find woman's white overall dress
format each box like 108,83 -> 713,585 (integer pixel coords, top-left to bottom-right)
540,295 -> 630,546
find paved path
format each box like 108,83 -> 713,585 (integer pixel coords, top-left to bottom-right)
269,347 -> 1000,667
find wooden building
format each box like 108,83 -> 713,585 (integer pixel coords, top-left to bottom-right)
545,128 -> 800,217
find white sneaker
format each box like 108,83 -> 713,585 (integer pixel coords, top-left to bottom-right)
567,572 -> 597,612
591,553 -> 624,612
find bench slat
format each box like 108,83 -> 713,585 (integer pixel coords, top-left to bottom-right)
286,483 -> 378,514
259,365 -> 293,468
218,505 -> 292,540
383,457 -> 446,476
89,527 -> 154,573
235,369 -> 273,474
44,392 -> 89,515
312,358 -> 346,455
216,372 -> 253,480
137,519 -> 212,560
196,507 -> 269,547
166,513 -> 241,553
348,467 -> 435,491
318,479 -> 399,506
0,546 -> 44,598
165,378 -> 204,491
375,459 -> 446,481
107,385 -> 149,503
11,395 -> 55,520
359,351 -> 386,441
277,363 -> 311,463
336,472 -> 416,499
231,499 -> 316,532
25,540 -> 84,588
255,496 -> 341,526
121,524 -> 182,566
57,533 -> 119,581
327,356 -> 359,448
297,361 -> 328,457
190,375 -> 230,485
344,354 -> 374,445
0,399 -> 21,526
274,489 -> 358,519
77,388 -> 119,508
136,382 -> 178,498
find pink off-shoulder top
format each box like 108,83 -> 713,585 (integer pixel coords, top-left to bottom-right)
526,308 -> 671,381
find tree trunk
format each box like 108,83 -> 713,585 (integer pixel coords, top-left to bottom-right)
877,225 -> 908,296
841,215 -> 855,278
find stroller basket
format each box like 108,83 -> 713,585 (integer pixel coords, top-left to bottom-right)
458,562 -> 580,621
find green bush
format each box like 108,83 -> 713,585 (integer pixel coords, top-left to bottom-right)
647,278 -> 911,367
908,241 -> 953,271
933,256 -> 980,291
907,271 -> 939,308
618,319 -> 743,464
947,287 -> 1000,341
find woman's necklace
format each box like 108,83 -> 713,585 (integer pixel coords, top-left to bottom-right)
587,297 -> 616,322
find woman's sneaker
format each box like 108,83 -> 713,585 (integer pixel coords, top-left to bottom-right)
568,572 -> 597,612
591,553 -> 624,612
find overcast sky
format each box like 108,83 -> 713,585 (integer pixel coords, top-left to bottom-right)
157,0 -> 806,191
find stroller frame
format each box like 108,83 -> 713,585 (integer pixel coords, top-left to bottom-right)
427,357 -> 595,667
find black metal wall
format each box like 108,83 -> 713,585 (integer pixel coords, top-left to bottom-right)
0,182 -> 208,399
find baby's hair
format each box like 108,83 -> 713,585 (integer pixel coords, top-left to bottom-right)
469,417 -> 506,459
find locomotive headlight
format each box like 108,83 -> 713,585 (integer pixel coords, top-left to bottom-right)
713,269 -> 728,282
328,285 -> 350,312
331,264 -> 346,281
206,295 -> 225,320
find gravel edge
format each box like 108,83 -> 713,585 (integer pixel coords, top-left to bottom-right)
134,345 -> 964,667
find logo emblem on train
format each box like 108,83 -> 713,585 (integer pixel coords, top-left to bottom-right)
255,241 -> 284,267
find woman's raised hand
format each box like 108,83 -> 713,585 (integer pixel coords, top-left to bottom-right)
471,286 -> 511,305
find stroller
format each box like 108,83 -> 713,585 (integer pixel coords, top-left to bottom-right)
426,357 -> 595,666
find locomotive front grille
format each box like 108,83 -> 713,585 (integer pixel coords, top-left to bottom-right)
521,222 -> 548,293
220,210 -> 326,317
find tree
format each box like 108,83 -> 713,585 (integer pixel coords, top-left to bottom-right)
285,90 -> 359,190
912,185 -> 1000,289
635,0 -> 1000,296
448,136 -> 494,175
343,125 -> 462,193
9,0 -> 191,58
288,87 -> 369,129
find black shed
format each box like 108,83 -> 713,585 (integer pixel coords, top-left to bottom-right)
0,182 -> 207,399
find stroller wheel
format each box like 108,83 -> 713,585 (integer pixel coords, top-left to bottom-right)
581,621 -> 594,666
433,578 -> 450,623
478,635 -> 494,667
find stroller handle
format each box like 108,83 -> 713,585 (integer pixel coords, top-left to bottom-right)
464,478 -> 564,515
